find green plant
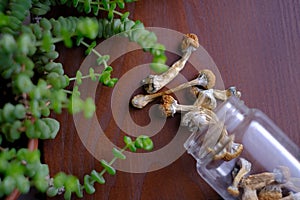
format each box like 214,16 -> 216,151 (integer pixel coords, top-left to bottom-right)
46,135 -> 153,199
0,0 -> 165,199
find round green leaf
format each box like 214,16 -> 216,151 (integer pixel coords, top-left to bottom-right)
127,143 -> 137,152
76,18 -> 98,39
112,148 -> 126,160
15,74 -> 34,93
42,118 -> 60,139
53,172 -> 67,188
35,119 -> 51,139
75,71 -> 83,85
150,63 -> 169,74
106,78 -> 118,87
14,104 -> 26,119
17,34 -> 31,55
64,190 -> 72,200
123,136 -> 132,146
46,187 -> 58,197
16,175 -> 30,194
121,11 -> 130,21
84,0 -> 91,13
90,170 -> 105,184
137,135 -> 154,151
40,18 -> 52,30
134,138 -> 144,149
84,175 -> 95,194
9,120 -> 22,140
83,98 -> 96,118
3,103 -> 15,122
100,159 -> 116,175
64,175 -> 79,192
2,176 -> 16,195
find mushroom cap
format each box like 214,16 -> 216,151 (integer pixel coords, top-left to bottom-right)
227,86 -> 242,98
242,172 -> 279,190
159,95 -> 177,117
227,186 -> 240,197
188,86 -> 201,99
222,143 -> 244,161
181,33 -> 200,52
273,166 -> 290,184
198,69 -> 216,89
131,94 -> 150,109
258,185 -> 283,200
186,33 -> 200,48
181,109 -> 214,133
142,75 -> 156,94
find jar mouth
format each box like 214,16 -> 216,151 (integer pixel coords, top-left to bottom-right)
184,129 -> 206,161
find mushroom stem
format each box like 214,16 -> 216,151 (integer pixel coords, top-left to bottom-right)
131,69 -> 216,109
216,140 -> 244,161
176,104 -> 198,112
242,188 -> 259,200
200,129 -> 244,163
227,158 -> 252,197
193,89 -> 217,110
142,33 -> 199,94
189,86 -> 241,101
159,95 -> 199,117
199,127 -> 235,163
213,86 -> 241,101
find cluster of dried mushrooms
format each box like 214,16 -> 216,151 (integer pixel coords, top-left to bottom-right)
130,33 -> 300,200
229,158 -> 300,200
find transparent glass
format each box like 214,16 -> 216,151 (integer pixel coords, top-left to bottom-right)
184,96 -> 300,199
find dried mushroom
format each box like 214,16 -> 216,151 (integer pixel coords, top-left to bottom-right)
214,140 -> 243,161
213,86 -> 241,101
258,185 -> 283,200
182,109 -> 243,162
181,109 -> 217,133
207,132 -> 243,162
240,166 -> 290,200
142,33 -> 199,94
227,157 -> 252,197
159,95 -> 200,117
189,86 -> 241,101
193,89 -> 217,110
131,69 -> 216,108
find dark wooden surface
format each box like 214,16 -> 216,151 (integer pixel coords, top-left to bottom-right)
41,1 -> 300,200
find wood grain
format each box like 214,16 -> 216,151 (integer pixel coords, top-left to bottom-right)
42,1 -> 300,200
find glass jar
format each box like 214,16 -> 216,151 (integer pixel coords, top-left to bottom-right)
184,96 -> 300,199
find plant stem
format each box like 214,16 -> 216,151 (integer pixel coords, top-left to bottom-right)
99,145 -> 128,176
68,75 -> 94,81
98,7 -> 123,16
87,145 -> 128,187
68,72 -> 103,82
63,90 -> 73,94
80,40 -> 109,68
77,0 -> 124,16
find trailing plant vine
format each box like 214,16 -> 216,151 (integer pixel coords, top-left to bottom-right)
0,0 -> 165,199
